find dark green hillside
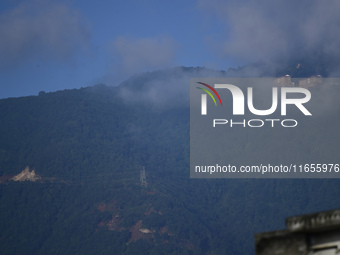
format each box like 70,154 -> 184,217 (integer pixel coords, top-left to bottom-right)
1,68 -> 340,254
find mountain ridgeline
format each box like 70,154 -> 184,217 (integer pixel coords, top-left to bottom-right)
1,66 -> 340,255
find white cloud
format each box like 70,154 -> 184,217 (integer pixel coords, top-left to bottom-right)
118,66 -> 229,109
0,0 -> 90,69
198,0 -> 340,72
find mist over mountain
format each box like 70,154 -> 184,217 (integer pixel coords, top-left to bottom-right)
116,62 -> 335,111
1,66 -> 340,254
199,0 -> 340,77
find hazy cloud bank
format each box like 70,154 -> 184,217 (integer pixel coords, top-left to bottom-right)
198,0 -> 340,74
0,0 -> 90,69
118,67 -> 229,109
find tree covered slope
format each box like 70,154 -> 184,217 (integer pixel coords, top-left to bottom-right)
1,67 -> 340,254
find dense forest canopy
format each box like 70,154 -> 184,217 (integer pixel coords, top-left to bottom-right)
1,66 -> 340,254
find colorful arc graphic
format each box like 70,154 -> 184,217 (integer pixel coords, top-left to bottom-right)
196,82 -> 223,106
197,87 -> 217,105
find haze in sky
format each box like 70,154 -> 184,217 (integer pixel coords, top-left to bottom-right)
1,0 -> 340,98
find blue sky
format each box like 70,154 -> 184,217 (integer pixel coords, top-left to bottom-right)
1,0 -> 340,98
0,0 -> 232,98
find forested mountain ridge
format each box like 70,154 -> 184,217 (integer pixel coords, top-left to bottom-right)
1,66 -> 340,254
